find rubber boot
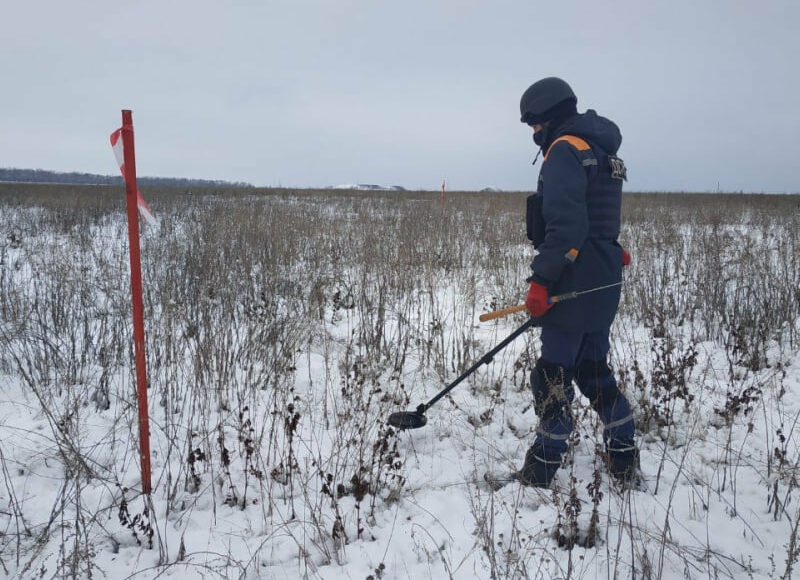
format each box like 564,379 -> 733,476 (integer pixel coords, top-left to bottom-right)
518,445 -> 561,488
607,444 -> 641,487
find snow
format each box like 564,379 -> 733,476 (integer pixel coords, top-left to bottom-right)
0,192 -> 798,579
331,184 -> 407,191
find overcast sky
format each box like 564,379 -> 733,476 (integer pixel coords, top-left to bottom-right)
2,0 -> 798,192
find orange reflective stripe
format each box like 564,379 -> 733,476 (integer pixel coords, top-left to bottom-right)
543,135 -> 591,161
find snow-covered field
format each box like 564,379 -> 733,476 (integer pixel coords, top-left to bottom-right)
0,186 -> 798,579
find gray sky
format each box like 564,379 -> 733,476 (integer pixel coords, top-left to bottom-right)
2,0 -> 799,192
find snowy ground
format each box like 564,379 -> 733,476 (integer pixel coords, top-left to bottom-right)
0,188 -> 798,579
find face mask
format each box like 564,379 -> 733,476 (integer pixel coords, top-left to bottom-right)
533,130 -> 546,147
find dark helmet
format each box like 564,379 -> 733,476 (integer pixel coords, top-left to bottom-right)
520,77 -> 577,124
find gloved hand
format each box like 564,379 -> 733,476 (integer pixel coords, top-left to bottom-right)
526,281 -> 553,318
622,248 -> 631,266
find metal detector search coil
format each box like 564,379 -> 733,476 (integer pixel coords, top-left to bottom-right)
386,319 -> 537,430
387,407 -> 428,429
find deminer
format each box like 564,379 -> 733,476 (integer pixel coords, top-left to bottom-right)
517,77 -> 639,488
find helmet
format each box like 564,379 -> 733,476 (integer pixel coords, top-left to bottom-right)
520,77 -> 577,124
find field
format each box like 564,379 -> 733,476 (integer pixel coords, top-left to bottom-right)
0,183 -> 798,579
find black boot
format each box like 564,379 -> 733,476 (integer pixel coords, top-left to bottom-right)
518,446 -> 561,488
606,445 -> 641,488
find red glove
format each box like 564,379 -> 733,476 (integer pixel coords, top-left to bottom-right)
622,248 -> 631,266
525,281 -> 553,318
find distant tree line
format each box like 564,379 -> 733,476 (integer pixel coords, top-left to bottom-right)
0,167 -> 253,188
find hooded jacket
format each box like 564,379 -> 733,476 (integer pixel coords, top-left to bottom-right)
529,110 -> 626,331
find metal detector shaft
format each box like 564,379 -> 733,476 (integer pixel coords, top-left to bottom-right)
548,281 -> 623,304
478,280 -> 624,322
420,317 -> 537,413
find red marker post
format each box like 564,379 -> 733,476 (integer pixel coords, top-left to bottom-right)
120,110 -> 152,495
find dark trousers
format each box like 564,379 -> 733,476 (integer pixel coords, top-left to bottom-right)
530,326 -> 635,463
540,327 -> 611,367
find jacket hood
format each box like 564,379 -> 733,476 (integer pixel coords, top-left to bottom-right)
556,110 -> 622,155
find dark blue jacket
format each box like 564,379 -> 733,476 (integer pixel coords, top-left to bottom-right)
529,110 -> 626,331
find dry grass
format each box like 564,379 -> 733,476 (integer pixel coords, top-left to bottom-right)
0,182 -> 798,578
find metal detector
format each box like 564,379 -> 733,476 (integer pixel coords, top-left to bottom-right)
387,318 -> 537,429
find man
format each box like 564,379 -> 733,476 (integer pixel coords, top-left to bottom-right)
517,77 -> 638,488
